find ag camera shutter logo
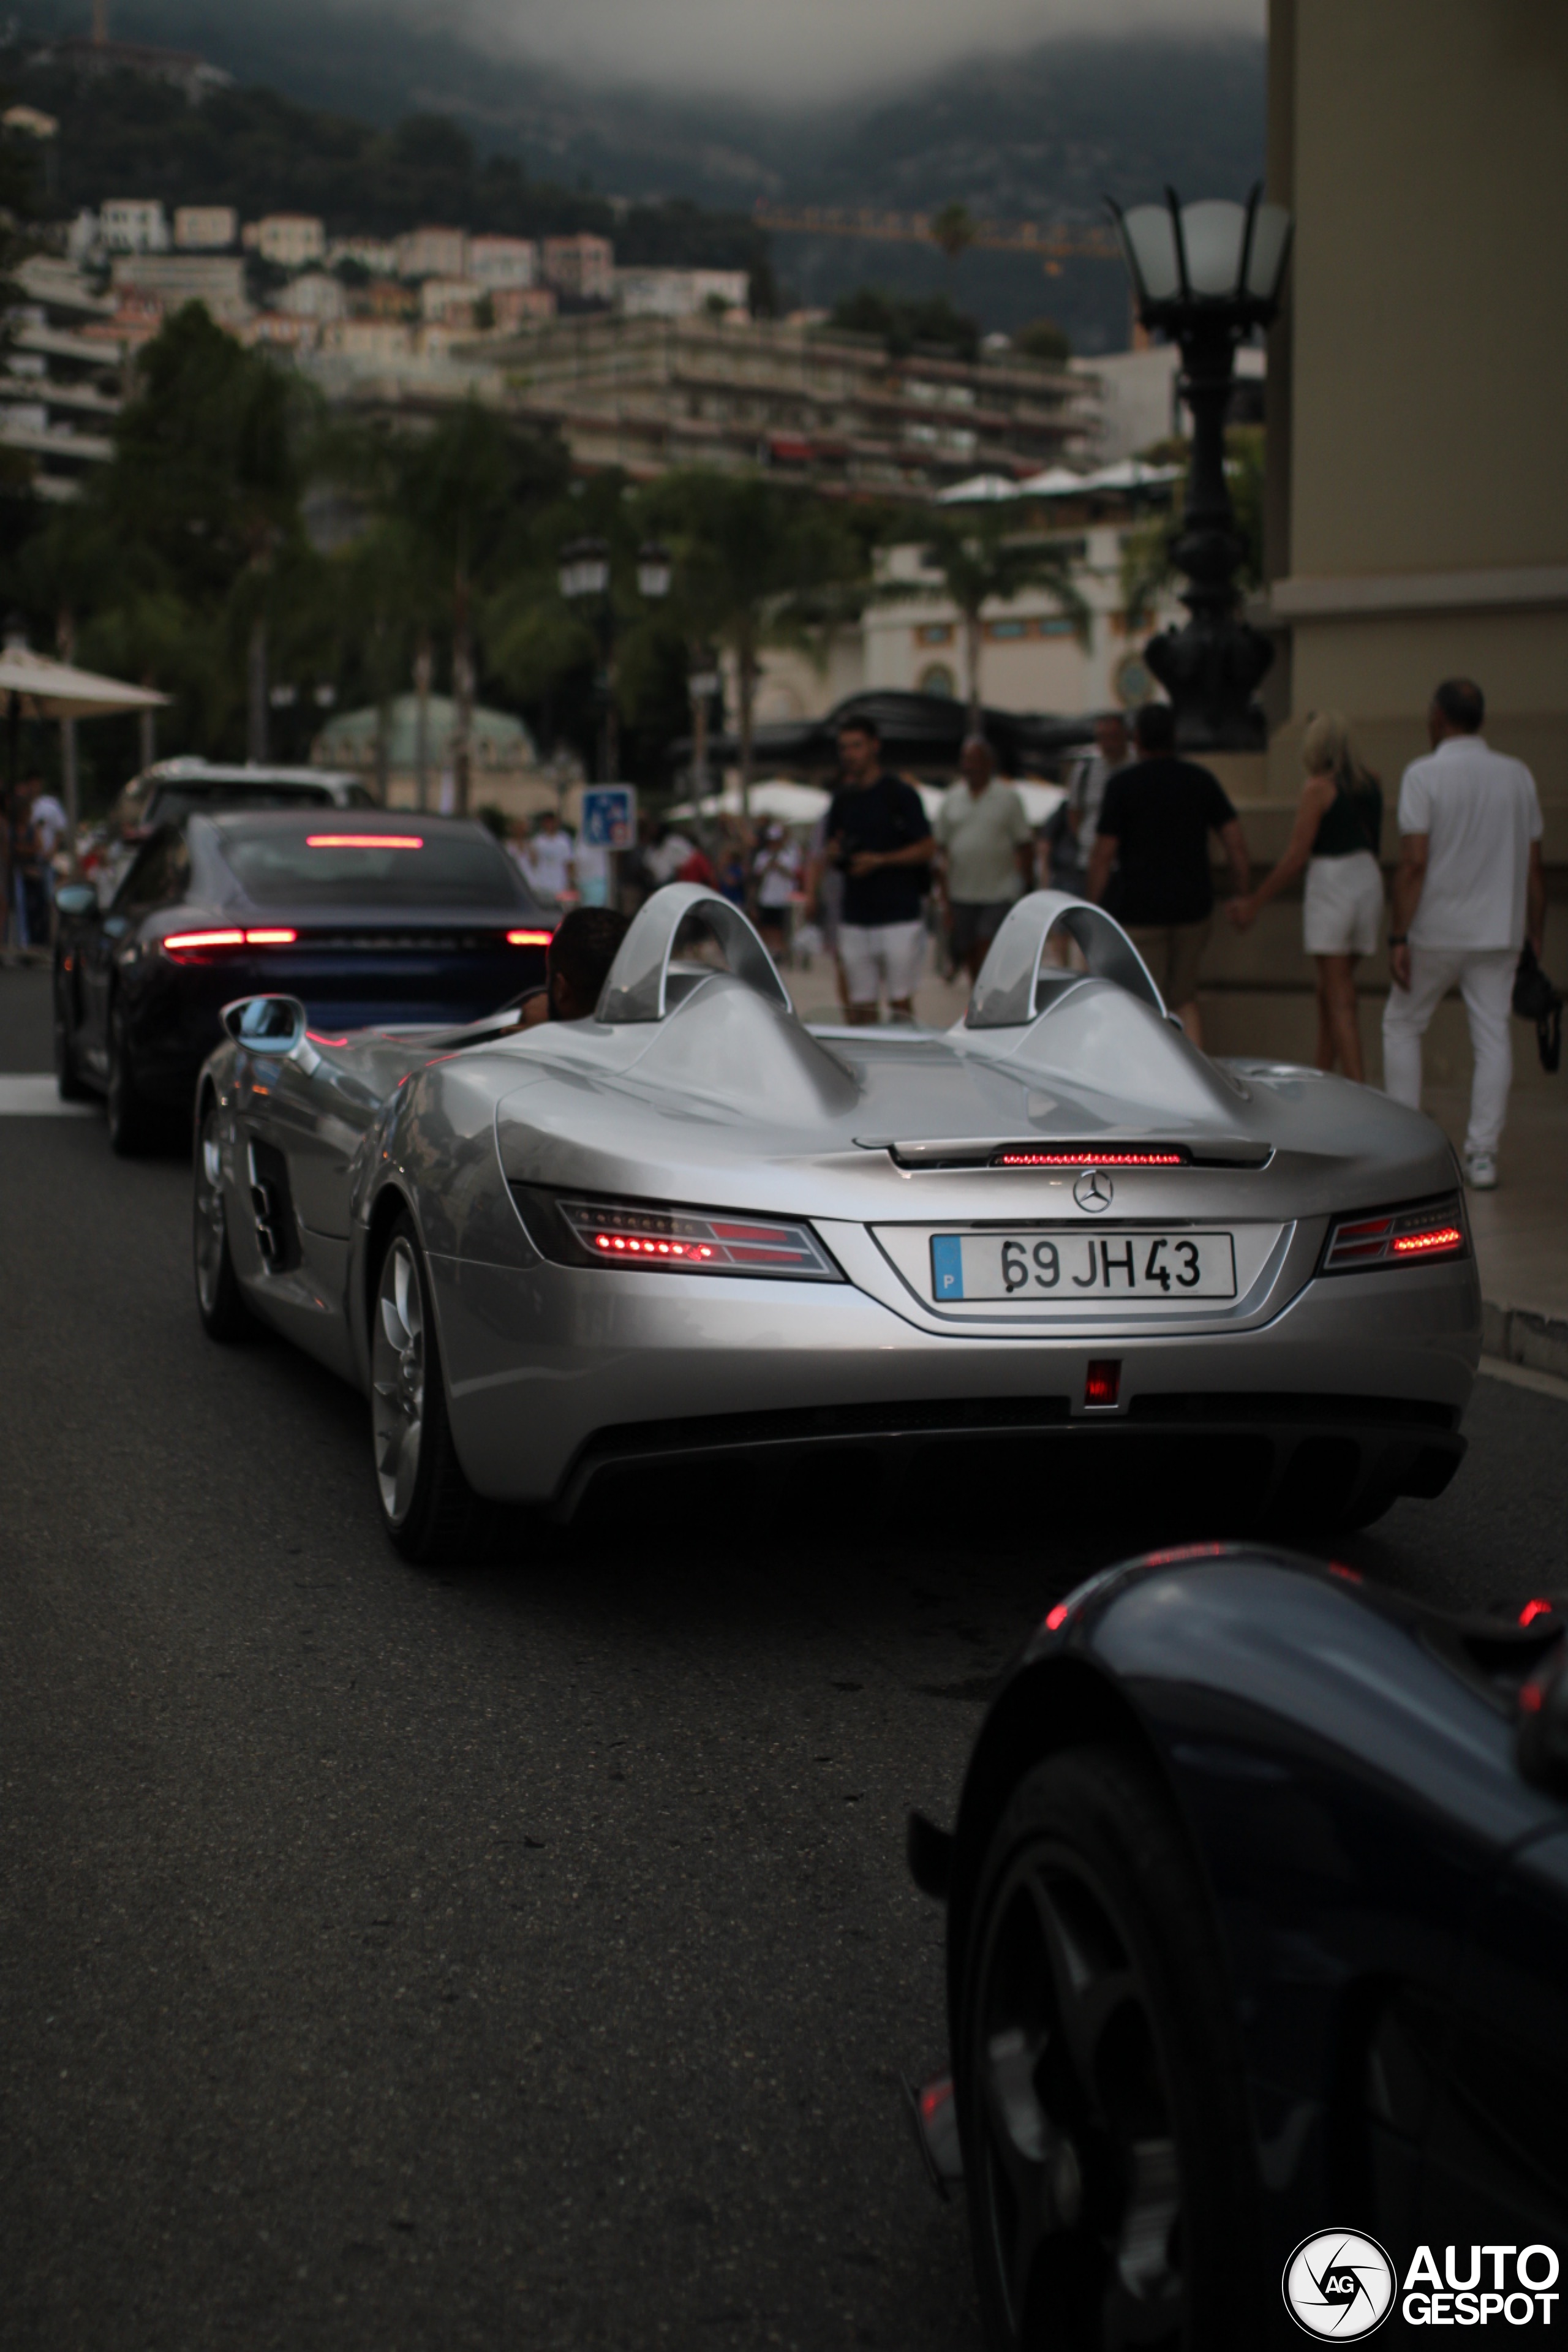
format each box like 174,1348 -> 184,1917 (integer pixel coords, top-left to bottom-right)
1283,2231 -> 1395,2338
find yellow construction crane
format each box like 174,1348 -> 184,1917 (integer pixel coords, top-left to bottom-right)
752,203 -> 1120,276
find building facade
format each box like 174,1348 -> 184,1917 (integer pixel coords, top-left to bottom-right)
99,198 -> 168,254
462,312 -> 1082,494
1262,0 -> 1567,833
251,214 -> 326,270
396,226 -> 467,282
173,205 -> 237,251
541,234 -> 614,304
614,268 -> 750,321
468,236 -> 538,290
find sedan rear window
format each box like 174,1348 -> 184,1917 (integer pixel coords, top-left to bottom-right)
221,826 -> 529,908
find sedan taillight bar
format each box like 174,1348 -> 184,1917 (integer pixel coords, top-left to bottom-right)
1321,1194 -> 1468,1273
162,927 -> 298,959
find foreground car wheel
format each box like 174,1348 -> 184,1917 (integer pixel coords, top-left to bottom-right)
958,1746 -> 1259,2350
193,1099 -> 254,1341
371,1215 -> 488,1564
107,1001 -> 159,1156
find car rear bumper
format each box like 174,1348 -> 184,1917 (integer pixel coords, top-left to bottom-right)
428,1248 -> 1480,1517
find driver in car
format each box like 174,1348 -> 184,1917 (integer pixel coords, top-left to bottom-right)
512,907 -> 630,1028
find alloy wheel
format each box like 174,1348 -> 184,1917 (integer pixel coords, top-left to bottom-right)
194,1105 -> 228,1316
372,1237 -> 426,1526
973,1840 -> 1185,2348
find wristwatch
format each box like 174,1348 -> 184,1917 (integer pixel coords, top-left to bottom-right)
1387,933 -> 1408,947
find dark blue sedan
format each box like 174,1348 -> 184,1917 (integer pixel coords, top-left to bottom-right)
53,809 -> 554,1152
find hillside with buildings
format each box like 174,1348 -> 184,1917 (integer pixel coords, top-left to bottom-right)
5,6 -> 1265,349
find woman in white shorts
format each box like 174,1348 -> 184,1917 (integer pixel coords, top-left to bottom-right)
1228,711 -> 1384,1080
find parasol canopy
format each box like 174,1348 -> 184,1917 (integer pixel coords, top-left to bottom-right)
0,645 -> 168,720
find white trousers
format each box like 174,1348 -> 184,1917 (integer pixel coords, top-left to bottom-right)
1381,944 -> 1516,1156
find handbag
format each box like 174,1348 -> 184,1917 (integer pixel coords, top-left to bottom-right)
1513,941 -> 1562,1075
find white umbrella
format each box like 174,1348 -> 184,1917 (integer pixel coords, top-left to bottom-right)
0,645 -> 169,722
666,779 -> 831,826
1016,465 -> 1091,497
0,644 -> 169,934
935,473 -> 1022,506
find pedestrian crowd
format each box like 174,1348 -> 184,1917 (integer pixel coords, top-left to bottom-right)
4,670 -> 1551,1191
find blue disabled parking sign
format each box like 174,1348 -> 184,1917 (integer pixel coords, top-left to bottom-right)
581,786 -> 636,850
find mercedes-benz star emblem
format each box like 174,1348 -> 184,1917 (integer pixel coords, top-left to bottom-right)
1074,1169 -> 1115,1213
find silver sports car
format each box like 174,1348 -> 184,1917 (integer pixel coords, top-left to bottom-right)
191,885 -> 1481,1561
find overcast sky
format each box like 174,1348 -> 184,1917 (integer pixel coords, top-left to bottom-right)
388,0 -> 1266,101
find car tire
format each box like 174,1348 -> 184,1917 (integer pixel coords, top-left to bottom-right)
106,998 -> 159,1156
193,1096 -> 254,1341
370,1212 -> 489,1566
53,970 -> 91,1102
956,1743 -> 1262,2351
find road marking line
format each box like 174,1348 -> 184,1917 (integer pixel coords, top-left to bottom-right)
1478,1354 -> 1568,1407
0,1074 -> 96,1116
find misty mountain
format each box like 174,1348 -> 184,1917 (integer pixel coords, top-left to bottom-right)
9,3 -> 1264,347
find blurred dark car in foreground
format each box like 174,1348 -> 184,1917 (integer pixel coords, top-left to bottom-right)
908,1547 -> 1568,2348
54,809 -> 552,1151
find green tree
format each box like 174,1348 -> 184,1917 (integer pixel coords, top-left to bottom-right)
899,510 -> 1089,733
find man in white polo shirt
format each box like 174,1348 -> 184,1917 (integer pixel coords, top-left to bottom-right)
933,736 -> 1036,982
1382,676 -> 1545,1189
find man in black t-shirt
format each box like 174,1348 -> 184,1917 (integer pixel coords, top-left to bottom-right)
817,715 -> 934,1023
1086,701 -> 1251,1046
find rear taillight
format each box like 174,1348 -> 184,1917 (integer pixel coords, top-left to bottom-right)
557,1198 -> 840,1281
1321,1194 -> 1467,1273
507,929 -> 553,948
162,927 -> 297,961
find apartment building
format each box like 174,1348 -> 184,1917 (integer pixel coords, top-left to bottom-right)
396,226 -> 467,282
541,234 -> 614,304
468,236 -> 537,291
99,198 -> 168,254
467,311 -> 1082,495
173,206 -> 238,252
109,254 -> 250,328
615,268 -> 750,321
249,214 -> 326,270
1,258 -> 124,502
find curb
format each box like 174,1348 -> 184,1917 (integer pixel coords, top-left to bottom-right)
1483,1298 -> 1568,1384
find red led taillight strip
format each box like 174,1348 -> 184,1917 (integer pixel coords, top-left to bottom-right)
995,1150 -> 1185,1167
557,1198 -> 838,1281
1322,1197 -> 1467,1272
507,929 -> 554,946
304,834 -> 423,850
163,927 -> 298,957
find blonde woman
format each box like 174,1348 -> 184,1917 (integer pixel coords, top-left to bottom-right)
1229,712 -> 1384,1080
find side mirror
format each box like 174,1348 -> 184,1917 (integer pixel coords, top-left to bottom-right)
55,883 -> 98,918
223,994 -> 307,1057
1517,1650 -> 1568,1796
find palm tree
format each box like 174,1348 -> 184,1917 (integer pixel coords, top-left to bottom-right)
641,472 -> 870,805
900,509 -> 1090,733
929,201 -> 979,298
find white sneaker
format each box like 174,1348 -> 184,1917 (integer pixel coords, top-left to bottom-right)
1464,1152 -> 1498,1189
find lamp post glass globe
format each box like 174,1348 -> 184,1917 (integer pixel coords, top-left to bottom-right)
636,541 -> 672,602
559,535 -> 611,603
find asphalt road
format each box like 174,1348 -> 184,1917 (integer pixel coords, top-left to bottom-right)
4,963 -> 1567,2352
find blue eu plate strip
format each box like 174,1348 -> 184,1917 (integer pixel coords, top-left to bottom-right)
931,1235 -> 965,1300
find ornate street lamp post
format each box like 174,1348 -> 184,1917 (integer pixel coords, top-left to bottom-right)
1109,186 -> 1293,749
559,535 -> 671,780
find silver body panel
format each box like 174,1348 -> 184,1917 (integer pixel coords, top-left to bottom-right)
194,887 -> 1481,1513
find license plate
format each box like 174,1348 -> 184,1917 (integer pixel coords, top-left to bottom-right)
930,1230 -> 1237,1304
